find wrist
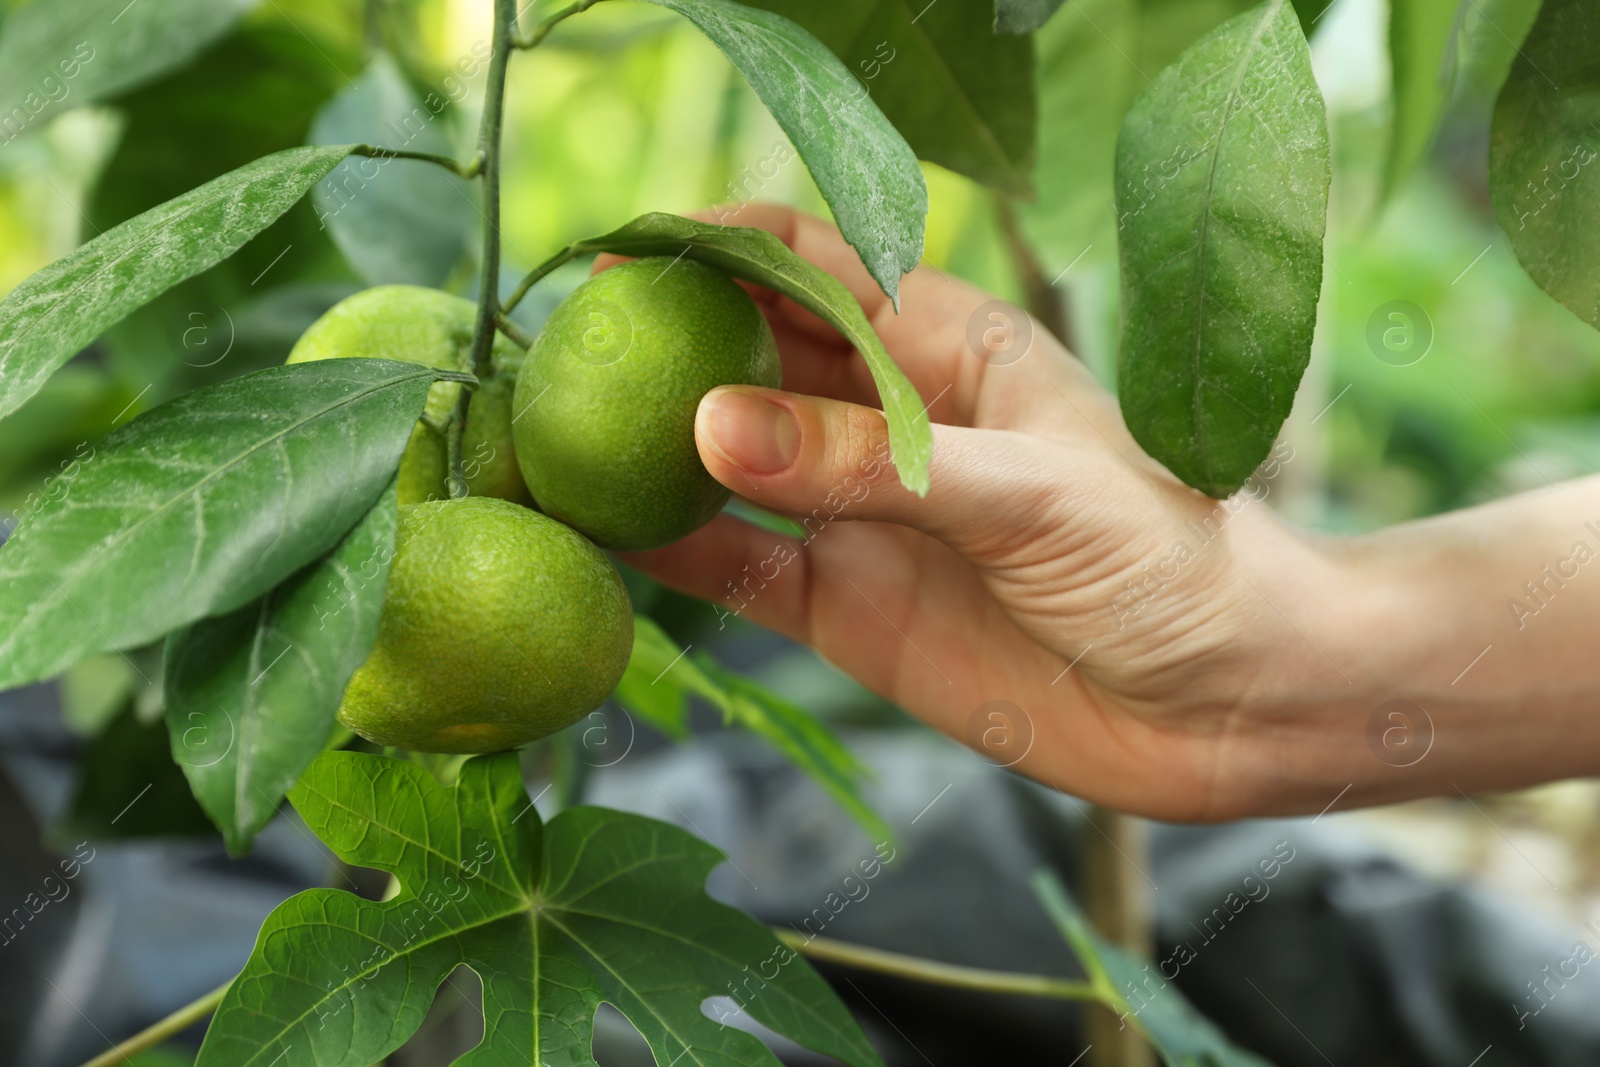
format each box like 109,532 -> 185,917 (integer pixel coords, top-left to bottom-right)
1244,488 -> 1600,815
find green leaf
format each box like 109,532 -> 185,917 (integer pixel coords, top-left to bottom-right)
1017,0 -> 1139,271
1489,0 -> 1600,329
0,366 -> 134,508
0,144 -> 358,422
60,700 -> 217,841
637,0 -> 926,305
309,52 -> 475,287
737,0 -> 1036,196
1031,871 -> 1274,1067
0,359 -> 457,692
1381,0 -> 1464,204
1136,0 -> 1262,74
996,0 -> 1068,33
1023,0 -> 1268,272
697,656 -> 892,844
614,615 -> 891,843
1455,0 -> 1539,103
611,614 -> 695,740
61,651 -> 141,737
1115,0 -> 1330,497
163,481 -> 400,856
0,0 -> 255,148
529,212 -> 931,495
1289,0 -> 1335,34
198,751 -> 885,1067
84,22 -> 361,402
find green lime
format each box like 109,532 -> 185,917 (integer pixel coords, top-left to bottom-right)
337,497 -> 634,754
288,285 -> 530,505
512,257 -> 780,550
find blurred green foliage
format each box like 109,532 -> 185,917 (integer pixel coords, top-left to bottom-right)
0,0 -> 1595,535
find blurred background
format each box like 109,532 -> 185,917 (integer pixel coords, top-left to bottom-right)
2,0 -> 1600,1064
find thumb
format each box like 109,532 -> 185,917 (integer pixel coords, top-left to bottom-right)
694,385 -> 1048,551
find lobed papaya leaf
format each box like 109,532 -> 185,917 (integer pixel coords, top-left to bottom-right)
197,750 -> 885,1067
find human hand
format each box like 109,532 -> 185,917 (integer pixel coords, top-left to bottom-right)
613,203 -> 1600,822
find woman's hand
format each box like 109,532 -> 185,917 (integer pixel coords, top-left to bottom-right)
613,203 -> 1600,822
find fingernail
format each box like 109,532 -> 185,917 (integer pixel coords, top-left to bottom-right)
701,388 -> 800,474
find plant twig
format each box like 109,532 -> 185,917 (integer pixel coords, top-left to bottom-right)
494,311 -> 535,350
501,245 -> 582,315
774,929 -> 1099,1002
351,143 -> 484,179
465,0 -> 517,383
445,384 -> 473,499
1082,807 -> 1155,1067
514,0 -> 608,48
996,196 -> 1073,350
77,979 -> 231,1067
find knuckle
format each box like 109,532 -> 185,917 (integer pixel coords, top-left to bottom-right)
834,404 -> 895,488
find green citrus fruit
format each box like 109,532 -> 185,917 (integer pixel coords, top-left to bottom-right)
288,285 -> 531,505
336,497 -> 634,754
512,257 -> 781,550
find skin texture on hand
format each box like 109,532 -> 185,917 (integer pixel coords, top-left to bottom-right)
611,203 -> 1600,823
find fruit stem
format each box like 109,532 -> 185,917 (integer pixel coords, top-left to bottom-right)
774,929 -> 1101,1002
74,978 -> 232,1067
494,310 -> 535,350
501,246 -> 580,315
513,0 -> 606,49
351,143 -> 484,179
446,385 -> 472,500
464,0 -> 517,385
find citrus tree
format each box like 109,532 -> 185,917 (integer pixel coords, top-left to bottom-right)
1,0 -> 1589,1063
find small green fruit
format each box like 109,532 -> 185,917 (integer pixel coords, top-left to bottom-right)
288,285 -> 530,505
512,257 -> 781,550
337,497 -> 634,754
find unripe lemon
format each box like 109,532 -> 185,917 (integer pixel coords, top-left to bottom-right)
337,497 -> 634,754
512,258 -> 780,550
288,285 -> 531,505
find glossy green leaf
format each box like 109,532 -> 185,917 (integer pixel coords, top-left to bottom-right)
638,0 -> 926,305
163,482 -> 399,856
0,0 -> 255,149
1116,0 -> 1330,497
85,21 -> 360,403
0,359 -> 459,692
1032,871 -> 1274,1067
523,212 -> 931,494
1381,0 -> 1464,203
0,367 -> 135,509
996,0 -> 1068,33
738,0 -> 1036,196
0,144 -> 358,422
1022,0 -> 1264,273
1018,0 -> 1139,272
614,615 -> 891,843
198,751 -> 885,1067
310,53 -> 475,287
1019,0 -> 1277,276
1455,0 -> 1538,103
1489,0 -> 1600,328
